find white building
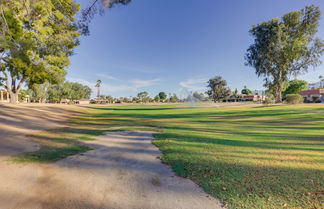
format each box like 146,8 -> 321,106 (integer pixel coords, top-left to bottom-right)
0,89 -> 10,103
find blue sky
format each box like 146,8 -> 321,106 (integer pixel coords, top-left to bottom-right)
68,0 -> 324,98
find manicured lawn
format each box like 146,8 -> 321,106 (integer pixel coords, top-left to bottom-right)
16,104 -> 324,208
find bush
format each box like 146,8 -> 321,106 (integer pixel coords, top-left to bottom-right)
285,94 -> 304,104
263,97 -> 275,105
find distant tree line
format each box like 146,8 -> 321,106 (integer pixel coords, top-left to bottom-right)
205,75 -> 310,104
94,91 -> 182,104
23,81 -> 92,103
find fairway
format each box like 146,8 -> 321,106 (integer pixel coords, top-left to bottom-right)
76,104 -> 324,209
14,104 -> 324,208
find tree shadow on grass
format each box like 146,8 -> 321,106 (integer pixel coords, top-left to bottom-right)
153,139 -> 324,209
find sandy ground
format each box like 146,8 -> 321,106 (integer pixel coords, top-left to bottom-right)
0,104 -> 81,156
0,104 -> 224,209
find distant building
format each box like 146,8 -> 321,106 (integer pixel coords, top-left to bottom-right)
76,99 -> 90,105
0,89 -> 10,103
242,94 -> 266,102
300,89 -> 324,103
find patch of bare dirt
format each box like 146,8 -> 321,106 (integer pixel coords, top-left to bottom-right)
0,104 -> 82,157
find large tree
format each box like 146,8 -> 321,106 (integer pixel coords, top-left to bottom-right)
0,0 -> 80,103
0,0 -> 132,103
245,5 -> 324,103
206,76 -> 231,102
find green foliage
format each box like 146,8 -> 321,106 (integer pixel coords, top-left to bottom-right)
61,82 -> 92,101
137,91 -> 148,99
137,91 -> 150,102
154,95 -> 160,102
28,81 -> 91,102
29,83 -> 50,102
241,88 -> 252,95
18,89 -> 29,102
262,97 -> 275,105
95,80 -> 102,88
0,0 -> 80,103
283,80 -> 308,97
206,76 -> 231,102
245,5 -> 324,103
14,145 -> 91,163
158,92 -> 167,101
169,93 -> 179,103
285,94 -> 304,104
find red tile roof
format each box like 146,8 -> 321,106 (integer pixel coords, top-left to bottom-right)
300,89 -> 324,95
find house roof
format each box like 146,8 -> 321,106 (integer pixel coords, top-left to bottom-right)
300,89 -> 324,95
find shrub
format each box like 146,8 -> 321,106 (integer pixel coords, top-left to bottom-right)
285,94 -> 304,104
263,97 -> 275,105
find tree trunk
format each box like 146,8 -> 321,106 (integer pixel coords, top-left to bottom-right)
9,92 -> 19,104
275,87 -> 282,103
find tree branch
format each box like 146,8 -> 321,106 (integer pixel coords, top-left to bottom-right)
3,71 -> 10,92
16,77 -> 26,91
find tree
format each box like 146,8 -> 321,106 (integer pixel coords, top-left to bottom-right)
283,80 -> 308,97
18,89 -> 29,102
241,87 -> 253,95
192,92 -> 206,101
29,83 -> 50,103
79,0 -> 132,35
137,91 -> 149,102
105,95 -> 115,103
206,76 -> 231,102
158,92 -> 167,101
62,82 -> 91,101
154,95 -> 160,102
169,93 -> 179,103
245,5 -> 324,103
29,81 -> 91,103
0,0 -> 80,103
95,80 -> 102,99
47,84 -> 63,103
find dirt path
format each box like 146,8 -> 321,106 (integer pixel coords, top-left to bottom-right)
0,104 -> 81,157
1,131 -> 224,209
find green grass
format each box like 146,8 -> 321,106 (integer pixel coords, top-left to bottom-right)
14,104 -> 324,208
14,145 -> 91,163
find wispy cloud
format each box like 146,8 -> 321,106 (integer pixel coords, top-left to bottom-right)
111,63 -> 159,74
68,77 -> 160,97
132,78 -> 160,88
95,73 -> 120,81
179,78 -> 207,91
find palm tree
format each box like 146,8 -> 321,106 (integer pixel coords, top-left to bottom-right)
95,80 -> 102,99
320,76 -> 323,88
